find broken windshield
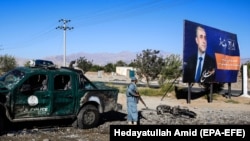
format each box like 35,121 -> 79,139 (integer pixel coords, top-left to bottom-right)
0,69 -> 25,89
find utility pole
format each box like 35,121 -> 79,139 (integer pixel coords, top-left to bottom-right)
56,19 -> 73,67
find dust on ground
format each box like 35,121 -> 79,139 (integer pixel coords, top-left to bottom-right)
1,72 -> 250,141
1,92 -> 250,141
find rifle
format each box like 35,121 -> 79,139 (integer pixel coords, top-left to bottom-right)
137,93 -> 148,109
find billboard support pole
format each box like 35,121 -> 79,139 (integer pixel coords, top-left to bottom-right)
241,65 -> 250,98
187,83 -> 191,103
227,83 -> 231,99
208,83 -> 213,102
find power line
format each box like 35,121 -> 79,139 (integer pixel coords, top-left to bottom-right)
56,19 -> 74,67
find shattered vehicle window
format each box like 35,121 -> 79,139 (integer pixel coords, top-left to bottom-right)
21,74 -> 47,91
54,74 -> 71,90
0,69 -> 25,89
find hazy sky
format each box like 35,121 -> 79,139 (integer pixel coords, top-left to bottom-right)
1,0 -> 249,60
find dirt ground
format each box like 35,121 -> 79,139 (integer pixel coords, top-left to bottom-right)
119,93 -> 250,112
1,72 -> 250,141
1,91 -> 250,141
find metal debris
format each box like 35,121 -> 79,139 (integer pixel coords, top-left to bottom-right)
156,104 -> 197,118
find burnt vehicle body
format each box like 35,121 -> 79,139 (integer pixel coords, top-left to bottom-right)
0,61 -> 119,134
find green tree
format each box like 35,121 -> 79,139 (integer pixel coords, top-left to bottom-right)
24,60 -> 31,67
246,61 -> 250,77
89,64 -> 104,72
159,54 -> 182,85
104,63 -> 115,73
241,61 -> 250,77
128,61 -> 136,67
0,54 -> 17,74
115,60 -> 127,67
76,57 -> 93,74
133,49 -> 164,87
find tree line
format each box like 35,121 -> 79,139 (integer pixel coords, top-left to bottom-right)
0,49 -> 249,89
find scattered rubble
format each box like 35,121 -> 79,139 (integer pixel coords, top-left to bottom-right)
1,103 -> 250,141
1,93 -> 250,141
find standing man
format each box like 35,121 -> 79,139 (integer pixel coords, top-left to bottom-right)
183,26 -> 216,83
126,77 -> 140,125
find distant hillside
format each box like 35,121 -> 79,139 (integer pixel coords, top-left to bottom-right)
16,51 -> 137,66
241,58 -> 250,64
44,51 -> 137,66
47,51 -> 172,66
16,51 -> 250,67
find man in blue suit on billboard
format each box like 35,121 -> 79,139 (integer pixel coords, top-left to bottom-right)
183,26 -> 216,83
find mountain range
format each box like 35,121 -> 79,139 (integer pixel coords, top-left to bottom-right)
16,51 -> 144,66
16,51 -> 250,67
46,51 -> 138,66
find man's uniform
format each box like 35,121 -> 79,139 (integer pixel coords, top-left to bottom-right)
126,77 -> 139,125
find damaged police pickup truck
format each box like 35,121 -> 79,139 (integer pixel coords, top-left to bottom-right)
0,60 -> 120,134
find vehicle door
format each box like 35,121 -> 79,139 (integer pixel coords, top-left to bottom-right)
13,73 -> 51,118
51,73 -> 75,116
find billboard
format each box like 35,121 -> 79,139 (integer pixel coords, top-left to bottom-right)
182,20 -> 240,83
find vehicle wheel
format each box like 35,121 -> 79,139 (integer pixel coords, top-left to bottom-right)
0,115 -> 4,135
77,105 -> 100,129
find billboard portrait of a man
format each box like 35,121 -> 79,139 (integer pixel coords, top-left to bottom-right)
183,22 -> 216,83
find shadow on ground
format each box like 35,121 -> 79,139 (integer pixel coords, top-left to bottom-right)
100,111 -> 127,124
174,85 -> 210,101
3,110 -> 127,135
3,118 -> 74,135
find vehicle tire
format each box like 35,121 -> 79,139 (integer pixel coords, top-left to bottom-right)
0,115 -> 4,135
77,104 -> 100,129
